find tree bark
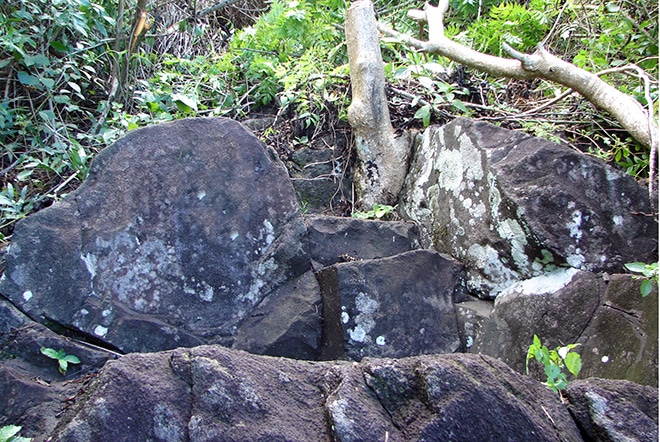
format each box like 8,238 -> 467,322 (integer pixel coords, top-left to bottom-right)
345,0 -> 411,209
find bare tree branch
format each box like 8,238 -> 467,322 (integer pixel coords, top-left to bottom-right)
376,12 -> 658,155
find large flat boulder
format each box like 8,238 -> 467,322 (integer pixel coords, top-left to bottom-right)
0,118 -> 312,354
400,118 -> 658,298
317,249 -> 466,361
50,346 -> 586,442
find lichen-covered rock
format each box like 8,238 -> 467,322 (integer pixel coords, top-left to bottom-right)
470,271 -> 658,387
471,269 -> 602,373
578,274 -> 658,386
0,118 -> 312,354
316,249 -> 466,361
400,118 -> 658,298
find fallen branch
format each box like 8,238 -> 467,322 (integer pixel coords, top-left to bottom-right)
377,4 -> 658,156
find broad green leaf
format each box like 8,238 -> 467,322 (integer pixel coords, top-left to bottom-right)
640,279 -> 654,297
62,354 -> 81,364
38,110 -> 55,121
0,424 -> 21,440
625,262 -> 648,273
452,99 -> 470,113
23,54 -> 50,67
39,76 -> 55,89
17,71 -> 39,86
40,347 -> 64,360
67,81 -> 82,95
564,352 -> 582,377
414,104 -> 432,127
51,41 -> 68,52
544,363 -> 561,380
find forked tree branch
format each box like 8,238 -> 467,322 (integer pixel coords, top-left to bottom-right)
378,4 -> 658,156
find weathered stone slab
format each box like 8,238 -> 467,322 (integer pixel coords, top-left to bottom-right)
578,274 -> 658,386
400,118 -> 658,298
50,346 -> 586,442
0,118 -> 310,354
472,270 -> 658,387
232,270 -> 322,360
471,269 -> 602,374
317,249 -> 466,361
565,378 -> 658,441
0,298 -> 113,437
304,214 -> 420,267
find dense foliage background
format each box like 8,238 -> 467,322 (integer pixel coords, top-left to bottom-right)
0,0 -> 657,242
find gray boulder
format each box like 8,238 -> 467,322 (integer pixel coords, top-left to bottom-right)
578,274 -> 658,386
316,249 -> 466,361
565,378 -> 658,441
400,118 -> 657,298
0,118 -> 312,354
471,269 -> 601,373
304,214 -> 421,267
50,345 -> 585,442
471,270 -> 658,387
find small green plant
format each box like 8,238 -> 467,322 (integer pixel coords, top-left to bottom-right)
0,425 -> 31,442
40,347 -> 80,375
352,204 -> 397,220
624,262 -> 658,297
526,334 -> 581,393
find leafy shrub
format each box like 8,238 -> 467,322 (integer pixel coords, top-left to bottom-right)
0,0 -> 117,237
526,334 -> 582,393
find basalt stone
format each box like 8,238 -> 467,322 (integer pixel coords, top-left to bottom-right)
400,118 -> 658,298
471,269 -> 602,374
317,249 -> 466,361
565,378 -> 658,442
578,274 -> 658,387
0,118 -> 311,354
304,214 -> 421,268
50,347 -> 586,442
232,270 -> 323,360
0,298 -> 114,439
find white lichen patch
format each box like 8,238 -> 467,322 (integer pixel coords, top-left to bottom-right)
200,281 -> 214,302
496,267 -> 580,303
262,219 -> 275,247
496,218 -> 530,272
467,243 -> 521,296
81,253 -> 98,279
22,290 -> 33,302
93,325 -> 108,337
347,292 -> 379,344
566,251 -> 586,268
567,210 -> 583,241
93,232 -> 182,313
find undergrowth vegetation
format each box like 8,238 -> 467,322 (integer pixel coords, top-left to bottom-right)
0,0 -> 657,241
